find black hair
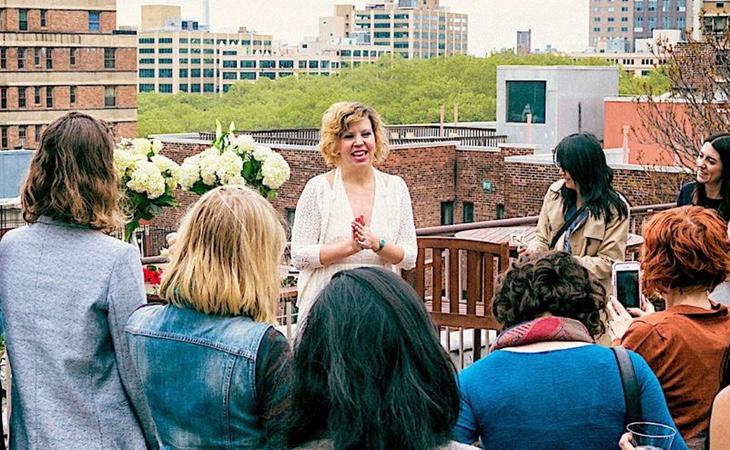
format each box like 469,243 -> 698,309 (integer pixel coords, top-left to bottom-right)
286,267 -> 460,450
492,251 -> 607,337
693,133 -> 730,221
554,133 -> 629,223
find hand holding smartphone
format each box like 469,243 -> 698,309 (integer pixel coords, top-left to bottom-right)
612,262 -> 641,309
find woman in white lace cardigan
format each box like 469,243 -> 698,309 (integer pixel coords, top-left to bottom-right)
291,102 -> 418,321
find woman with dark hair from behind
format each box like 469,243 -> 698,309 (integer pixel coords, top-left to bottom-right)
677,133 -> 730,222
527,133 -> 629,301
287,267 -> 476,450
0,112 -> 157,448
454,251 -> 686,450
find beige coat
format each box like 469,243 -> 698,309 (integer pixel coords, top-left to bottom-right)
528,179 -> 630,295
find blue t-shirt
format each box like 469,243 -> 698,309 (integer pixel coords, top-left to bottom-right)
454,345 -> 688,450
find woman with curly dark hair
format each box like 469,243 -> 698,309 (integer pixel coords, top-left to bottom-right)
454,251 -> 686,450
609,206 -> 730,449
287,267 -> 476,450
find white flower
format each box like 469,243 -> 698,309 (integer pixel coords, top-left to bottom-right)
199,149 -> 222,186
231,134 -> 256,155
151,139 -> 164,155
252,145 -> 273,162
216,150 -> 244,185
132,138 -> 153,156
151,155 -> 180,190
114,149 -> 134,179
179,156 -> 201,190
261,152 -> 291,189
127,160 -> 166,199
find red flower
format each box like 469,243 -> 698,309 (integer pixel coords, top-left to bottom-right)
143,266 -> 163,286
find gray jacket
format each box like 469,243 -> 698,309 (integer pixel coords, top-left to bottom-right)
0,217 -> 158,449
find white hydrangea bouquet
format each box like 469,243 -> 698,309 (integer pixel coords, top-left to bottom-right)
114,138 -> 181,242
179,120 -> 291,199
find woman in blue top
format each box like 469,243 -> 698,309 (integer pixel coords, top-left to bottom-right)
453,251 -> 687,450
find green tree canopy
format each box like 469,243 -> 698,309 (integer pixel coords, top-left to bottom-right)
137,52 -> 670,137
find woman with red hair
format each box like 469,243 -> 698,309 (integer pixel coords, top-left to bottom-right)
608,206 -> 730,449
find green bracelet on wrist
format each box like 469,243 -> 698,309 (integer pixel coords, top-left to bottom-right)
374,238 -> 386,253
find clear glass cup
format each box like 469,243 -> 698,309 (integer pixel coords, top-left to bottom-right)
626,422 -> 676,450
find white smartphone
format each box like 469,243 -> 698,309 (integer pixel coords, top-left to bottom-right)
612,261 -> 641,309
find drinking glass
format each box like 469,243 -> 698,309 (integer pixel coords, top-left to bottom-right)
626,422 -> 676,450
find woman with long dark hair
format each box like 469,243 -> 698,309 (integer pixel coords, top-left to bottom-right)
287,267 -> 476,450
528,132 -> 629,296
677,133 -> 730,222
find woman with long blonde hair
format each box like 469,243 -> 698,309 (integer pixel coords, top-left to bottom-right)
125,185 -> 291,449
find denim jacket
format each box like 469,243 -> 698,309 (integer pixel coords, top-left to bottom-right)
125,303 -> 272,449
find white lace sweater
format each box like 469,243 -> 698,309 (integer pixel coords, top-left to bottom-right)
290,168 -> 418,319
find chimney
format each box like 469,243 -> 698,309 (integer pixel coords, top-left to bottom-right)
203,0 -> 210,29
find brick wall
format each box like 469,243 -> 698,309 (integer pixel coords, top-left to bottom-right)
151,141 -> 688,232
2,9 -> 116,34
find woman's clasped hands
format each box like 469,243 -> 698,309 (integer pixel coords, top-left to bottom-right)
351,215 -> 381,253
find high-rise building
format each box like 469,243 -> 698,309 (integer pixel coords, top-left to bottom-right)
589,0 -> 694,52
516,29 -> 531,54
343,0 -> 468,59
702,0 -> 730,36
0,1 -> 137,150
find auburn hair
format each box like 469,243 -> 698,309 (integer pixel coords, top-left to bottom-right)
21,112 -> 123,232
641,206 -> 730,295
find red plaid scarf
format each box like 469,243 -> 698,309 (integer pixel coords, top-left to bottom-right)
490,316 -> 594,351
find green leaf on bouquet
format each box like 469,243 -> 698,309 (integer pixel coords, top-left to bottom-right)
228,121 -> 236,133
215,119 -> 223,141
148,204 -> 163,216
124,219 -> 140,242
242,160 -> 255,178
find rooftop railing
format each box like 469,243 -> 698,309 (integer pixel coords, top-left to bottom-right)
197,125 -> 507,147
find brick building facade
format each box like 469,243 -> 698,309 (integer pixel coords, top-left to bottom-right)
0,0 -> 137,150
153,139 -> 688,231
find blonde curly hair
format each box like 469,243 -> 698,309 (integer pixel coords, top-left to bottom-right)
318,101 -> 389,167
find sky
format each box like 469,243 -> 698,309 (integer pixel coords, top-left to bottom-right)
116,0 -> 589,56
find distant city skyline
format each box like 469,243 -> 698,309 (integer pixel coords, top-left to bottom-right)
117,0 -> 589,55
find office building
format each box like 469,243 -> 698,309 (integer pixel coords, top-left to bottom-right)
0,0 -> 137,150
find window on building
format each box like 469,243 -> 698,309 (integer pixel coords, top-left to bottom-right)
203,68 -> 214,78
88,11 -> 100,32
17,47 -> 25,69
139,37 -> 154,44
240,60 -> 256,68
222,72 -> 236,80
240,72 -> 256,80
158,37 -> 172,44
19,9 -> 27,31
204,83 -> 215,92
46,86 -> 53,107
139,68 -> 155,77
159,69 -> 173,78
40,9 -> 47,28
104,48 -> 115,69
179,68 -> 188,77
159,48 -> 173,54
1,127 -> 7,149
191,68 -> 201,77
191,83 -> 201,93
70,85 -> 76,104
203,58 -> 214,64
45,48 -> 52,69
158,58 -> 172,64
179,84 -> 188,92
34,48 -> 40,66
159,84 -> 172,93
34,86 -> 40,104
222,60 -> 236,68
34,124 -> 41,144
139,48 -> 155,54
440,201 -> 454,226
463,202 -> 474,223
496,204 -> 506,219
506,80 -> 547,124
70,48 -> 77,65
139,84 -> 155,93
18,87 -> 25,108
18,125 -> 26,146
0,88 -> 6,109
1,48 -> 6,69
104,86 -> 115,107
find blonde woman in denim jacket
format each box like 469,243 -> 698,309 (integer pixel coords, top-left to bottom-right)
125,185 -> 291,449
